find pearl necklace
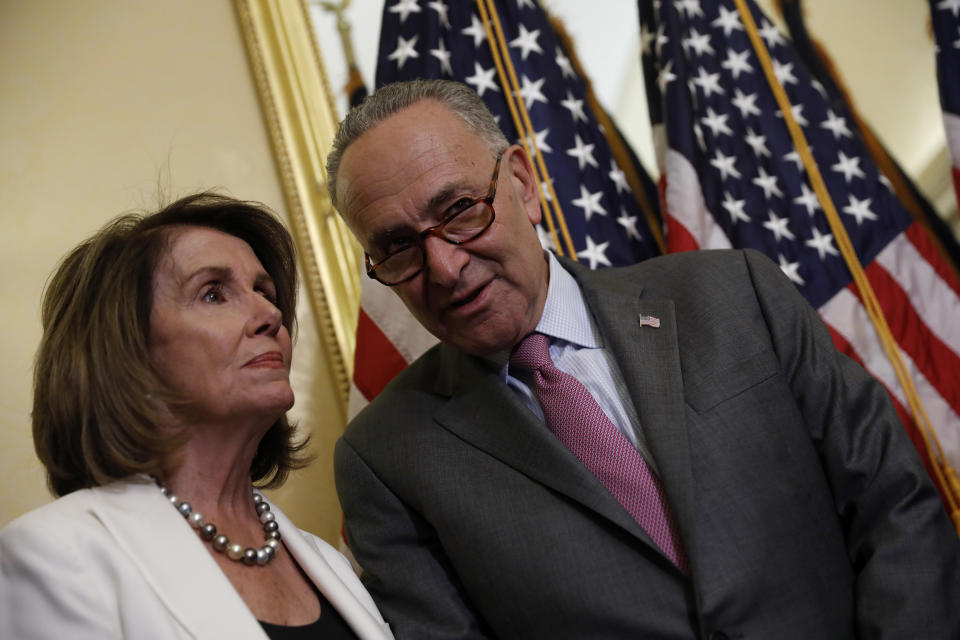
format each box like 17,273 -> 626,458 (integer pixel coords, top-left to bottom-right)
154,478 -> 282,566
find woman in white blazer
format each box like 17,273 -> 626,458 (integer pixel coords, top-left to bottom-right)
0,193 -> 393,639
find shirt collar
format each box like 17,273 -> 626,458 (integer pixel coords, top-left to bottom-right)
535,251 -> 601,349
485,251 -> 601,382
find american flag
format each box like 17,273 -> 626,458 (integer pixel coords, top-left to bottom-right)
639,0 -> 960,500
931,0 -> 960,211
349,0 -> 664,409
780,0 -> 960,274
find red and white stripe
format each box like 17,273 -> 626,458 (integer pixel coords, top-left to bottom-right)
349,277 -> 438,419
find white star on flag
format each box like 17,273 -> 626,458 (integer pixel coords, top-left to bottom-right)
721,191 -> 751,223
777,253 -> 806,285
658,60 -> 677,92
692,66 -> 724,97
571,184 -> 606,220
561,91 -> 588,123
683,28 -> 715,56
701,107 -> 733,137
617,208 -> 642,240
465,62 -> 498,96
722,49 -> 754,80
388,34 -> 420,69
535,224 -> 556,252
805,227 -> 839,260
577,235 -> 612,269
937,0 -> 960,17
772,59 -> 798,86
566,135 -> 598,170
430,39 -> 453,75
762,210 -> 796,242
428,0 -> 450,29
753,166 -> 784,199
509,24 -> 543,60
524,128 -> 552,154
782,148 -> 810,172
608,159 -> 629,194
745,127 -> 771,157
388,0 -> 421,23
842,194 -> 878,225
831,151 -> 867,183
759,19 -> 787,48
712,5 -> 743,36
710,149 -> 741,180
517,74 -> 547,109
820,109 -> 853,139
776,103 -> 809,127
793,183 -> 821,216
555,47 -> 575,79
461,14 -> 486,48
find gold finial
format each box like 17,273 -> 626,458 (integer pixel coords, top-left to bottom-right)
318,0 -> 359,70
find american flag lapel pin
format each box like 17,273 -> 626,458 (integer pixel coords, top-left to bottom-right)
638,314 -> 661,328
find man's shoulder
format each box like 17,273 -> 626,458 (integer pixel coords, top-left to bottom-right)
581,247 -> 765,274
346,342 -> 454,431
565,248 -> 773,294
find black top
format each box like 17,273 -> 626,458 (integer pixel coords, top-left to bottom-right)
259,588 -> 358,640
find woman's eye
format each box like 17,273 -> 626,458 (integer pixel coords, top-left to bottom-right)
201,284 -> 224,303
258,288 -> 278,305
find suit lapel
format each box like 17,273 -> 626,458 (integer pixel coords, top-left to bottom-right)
432,340 -> 660,549
89,476 -> 263,638
569,261 -> 696,552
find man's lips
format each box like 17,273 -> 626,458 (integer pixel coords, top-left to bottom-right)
244,351 -> 285,369
448,280 -> 491,309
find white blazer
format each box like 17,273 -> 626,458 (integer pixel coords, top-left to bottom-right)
0,475 -> 393,639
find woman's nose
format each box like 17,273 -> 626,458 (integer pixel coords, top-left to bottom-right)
249,294 -> 282,337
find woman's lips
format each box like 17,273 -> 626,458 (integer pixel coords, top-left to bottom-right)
244,351 -> 285,369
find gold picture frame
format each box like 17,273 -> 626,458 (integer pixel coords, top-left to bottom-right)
234,0 -> 359,416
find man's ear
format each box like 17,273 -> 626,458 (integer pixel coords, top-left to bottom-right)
504,145 -> 542,226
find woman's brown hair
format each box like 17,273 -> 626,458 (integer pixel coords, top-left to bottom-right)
33,192 -> 308,496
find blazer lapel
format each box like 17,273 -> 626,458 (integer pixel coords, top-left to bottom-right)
89,476 -> 264,639
571,263 -> 696,554
269,501 -> 392,640
432,344 -> 659,548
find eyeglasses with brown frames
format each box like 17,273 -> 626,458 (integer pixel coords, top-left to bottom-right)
365,153 -> 503,286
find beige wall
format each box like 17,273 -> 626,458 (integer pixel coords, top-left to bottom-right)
0,0 -> 344,542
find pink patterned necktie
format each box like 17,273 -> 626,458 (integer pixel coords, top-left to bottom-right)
510,332 -> 689,573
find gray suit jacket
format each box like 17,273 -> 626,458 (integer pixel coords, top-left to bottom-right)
336,249 -> 960,639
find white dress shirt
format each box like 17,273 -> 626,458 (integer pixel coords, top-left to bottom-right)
502,251 -> 659,473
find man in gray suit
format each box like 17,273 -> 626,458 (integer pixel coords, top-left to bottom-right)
326,79 -> 960,639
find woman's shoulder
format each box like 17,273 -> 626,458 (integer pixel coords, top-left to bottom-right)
3,487 -> 97,537
1,476 -> 153,544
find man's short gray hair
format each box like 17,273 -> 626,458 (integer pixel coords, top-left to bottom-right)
325,79 -> 510,210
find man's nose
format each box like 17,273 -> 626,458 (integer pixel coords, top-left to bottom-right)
422,235 -> 468,288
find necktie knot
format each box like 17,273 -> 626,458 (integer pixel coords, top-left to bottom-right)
510,332 -> 553,373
